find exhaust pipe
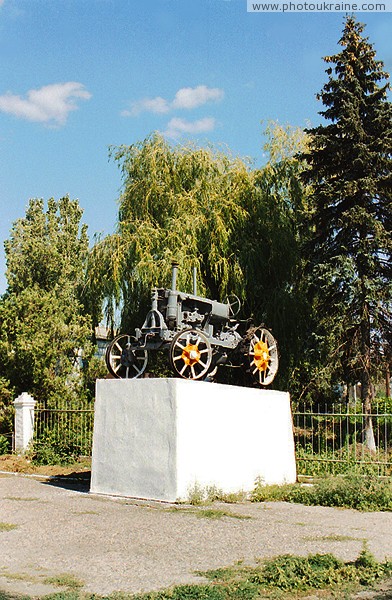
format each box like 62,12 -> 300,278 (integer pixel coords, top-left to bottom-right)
192,266 -> 197,296
171,261 -> 179,291
167,262 -> 179,323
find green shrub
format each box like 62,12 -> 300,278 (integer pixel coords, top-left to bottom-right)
200,547 -> 392,598
0,434 -> 10,455
32,431 -> 81,466
252,474 -> 392,511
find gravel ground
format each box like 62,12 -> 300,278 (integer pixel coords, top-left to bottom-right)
1,473 -> 392,598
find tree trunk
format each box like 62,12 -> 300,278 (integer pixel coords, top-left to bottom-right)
362,376 -> 376,453
360,300 -> 376,452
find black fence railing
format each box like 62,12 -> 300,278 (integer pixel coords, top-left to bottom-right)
30,398 -> 392,476
34,399 -> 95,459
293,402 -> 392,476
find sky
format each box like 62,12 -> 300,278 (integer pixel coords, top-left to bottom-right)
0,0 -> 391,294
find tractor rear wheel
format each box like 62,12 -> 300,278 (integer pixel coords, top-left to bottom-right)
248,327 -> 278,386
170,329 -> 212,380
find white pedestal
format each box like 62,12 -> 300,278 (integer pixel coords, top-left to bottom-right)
90,378 -> 296,502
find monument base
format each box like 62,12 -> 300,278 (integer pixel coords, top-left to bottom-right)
90,378 -> 296,502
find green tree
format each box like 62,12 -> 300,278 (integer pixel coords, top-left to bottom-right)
89,133 -> 250,332
0,197 -> 97,408
237,123 -> 310,388
302,16 -> 392,447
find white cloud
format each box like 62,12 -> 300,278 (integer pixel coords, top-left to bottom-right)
123,85 -> 224,117
172,85 -> 224,110
0,82 -> 92,126
163,117 -> 216,138
122,96 -> 170,117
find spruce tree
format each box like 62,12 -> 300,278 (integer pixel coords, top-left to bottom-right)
303,16 -> 392,449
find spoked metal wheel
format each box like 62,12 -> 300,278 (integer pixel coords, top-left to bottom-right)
170,329 -> 212,380
248,327 -> 278,386
105,334 -> 148,379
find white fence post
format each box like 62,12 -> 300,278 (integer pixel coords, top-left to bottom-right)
13,392 -> 36,454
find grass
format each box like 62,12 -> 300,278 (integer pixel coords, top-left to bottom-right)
3,547 -> 391,600
0,522 -> 18,531
186,483 -> 248,505
167,506 -> 252,520
295,442 -> 392,478
251,473 -> 392,511
301,534 -> 364,542
43,574 -> 84,590
4,497 -> 39,502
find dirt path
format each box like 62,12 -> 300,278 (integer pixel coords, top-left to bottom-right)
1,473 -> 392,598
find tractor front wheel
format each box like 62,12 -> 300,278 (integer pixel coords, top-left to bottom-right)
105,334 -> 148,379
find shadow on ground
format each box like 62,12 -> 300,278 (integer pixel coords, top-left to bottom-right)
41,471 -> 91,493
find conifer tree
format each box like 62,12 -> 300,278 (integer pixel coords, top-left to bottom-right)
303,16 -> 392,448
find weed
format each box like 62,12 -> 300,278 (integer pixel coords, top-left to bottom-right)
72,510 -> 100,515
0,522 -> 18,531
186,483 -> 248,505
251,473 -> 392,511
1,572 -> 36,582
301,534 -> 363,542
43,574 -> 84,590
201,547 -> 392,593
5,497 -> 38,502
168,506 -> 251,520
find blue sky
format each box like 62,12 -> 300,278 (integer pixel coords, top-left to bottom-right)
0,0 -> 391,294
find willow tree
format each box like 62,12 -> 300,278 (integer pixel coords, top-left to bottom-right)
303,16 -> 392,447
89,133 -> 251,332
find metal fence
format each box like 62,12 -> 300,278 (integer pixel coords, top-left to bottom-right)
34,399 -> 95,459
293,402 -> 392,476
32,398 -> 392,476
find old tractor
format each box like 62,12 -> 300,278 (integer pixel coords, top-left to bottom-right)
105,263 -> 279,386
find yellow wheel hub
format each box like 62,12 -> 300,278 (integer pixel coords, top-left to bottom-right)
181,344 -> 201,366
253,340 -> 270,372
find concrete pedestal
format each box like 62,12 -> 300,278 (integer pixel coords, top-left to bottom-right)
90,378 -> 296,502
13,392 -> 36,454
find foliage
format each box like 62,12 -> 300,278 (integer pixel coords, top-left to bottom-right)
0,376 -> 14,437
251,473 -> 392,511
0,435 -> 10,455
0,197 -> 99,411
295,443 -> 392,477
89,133 -> 252,331
301,16 -> 392,421
186,482 -> 248,505
31,430 -> 84,466
237,123 -> 311,387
